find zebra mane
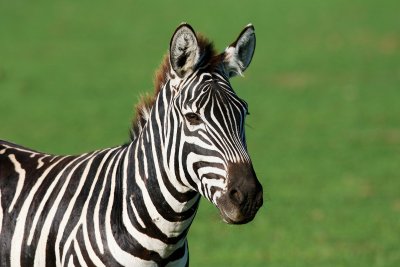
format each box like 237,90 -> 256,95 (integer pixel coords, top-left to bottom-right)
130,34 -> 218,140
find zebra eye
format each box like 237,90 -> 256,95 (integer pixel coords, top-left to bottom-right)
185,112 -> 202,125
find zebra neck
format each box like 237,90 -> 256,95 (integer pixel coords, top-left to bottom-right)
122,134 -> 200,241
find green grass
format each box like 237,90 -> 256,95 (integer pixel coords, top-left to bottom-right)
1,0 -> 399,266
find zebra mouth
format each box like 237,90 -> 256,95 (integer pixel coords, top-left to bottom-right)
219,206 -> 257,225
217,191 -> 263,225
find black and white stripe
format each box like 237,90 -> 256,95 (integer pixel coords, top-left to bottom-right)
0,23 -> 263,266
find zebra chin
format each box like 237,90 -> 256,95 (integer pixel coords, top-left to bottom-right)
217,196 -> 263,225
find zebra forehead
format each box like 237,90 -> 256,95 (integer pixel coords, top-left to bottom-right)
181,77 -> 246,108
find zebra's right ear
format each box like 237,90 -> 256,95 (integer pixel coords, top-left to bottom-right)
170,23 -> 201,78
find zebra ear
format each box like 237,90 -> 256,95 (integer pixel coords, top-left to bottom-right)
223,24 -> 256,77
170,23 -> 201,78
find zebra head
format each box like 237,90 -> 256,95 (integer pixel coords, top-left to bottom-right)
166,24 -> 263,224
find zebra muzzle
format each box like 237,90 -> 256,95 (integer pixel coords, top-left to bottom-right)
217,162 -> 263,224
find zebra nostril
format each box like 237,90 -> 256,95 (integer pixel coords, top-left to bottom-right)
229,188 -> 244,205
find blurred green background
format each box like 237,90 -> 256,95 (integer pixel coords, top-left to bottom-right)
1,0 -> 399,266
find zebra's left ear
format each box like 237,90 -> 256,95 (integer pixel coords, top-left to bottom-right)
170,23 -> 201,78
223,24 -> 256,77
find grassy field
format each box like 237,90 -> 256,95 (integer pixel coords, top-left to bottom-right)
1,0 -> 399,266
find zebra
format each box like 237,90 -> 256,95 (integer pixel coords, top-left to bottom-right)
0,23 -> 263,266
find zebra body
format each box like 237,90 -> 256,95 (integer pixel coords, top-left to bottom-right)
0,141 -> 192,266
0,23 -> 263,266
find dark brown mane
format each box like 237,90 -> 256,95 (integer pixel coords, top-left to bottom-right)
130,34 -> 219,140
